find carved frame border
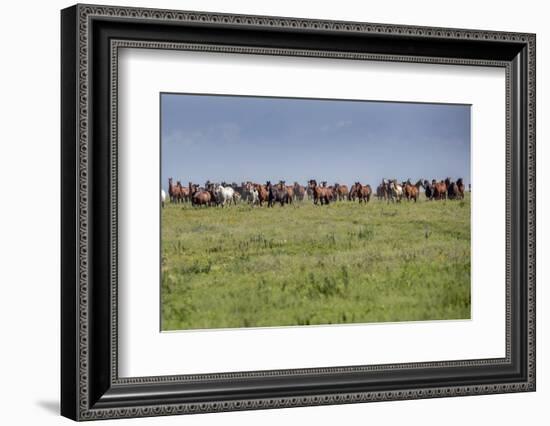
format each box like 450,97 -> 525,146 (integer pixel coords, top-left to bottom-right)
62,3 -> 535,421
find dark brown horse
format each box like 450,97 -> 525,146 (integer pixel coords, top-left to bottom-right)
376,183 -> 387,201
421,179 -> 434,200
445,177 -> 459,200
267,181 -> 288,207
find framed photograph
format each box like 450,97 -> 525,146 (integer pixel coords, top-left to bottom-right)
61,4 -> 536,421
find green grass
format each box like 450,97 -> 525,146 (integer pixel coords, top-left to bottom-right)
161,195 -> 471,330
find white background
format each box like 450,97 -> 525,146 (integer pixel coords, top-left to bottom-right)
119,49 -> 505,376
0,0 -> 547,425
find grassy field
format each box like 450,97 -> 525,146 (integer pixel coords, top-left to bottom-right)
161,195 -> 471,331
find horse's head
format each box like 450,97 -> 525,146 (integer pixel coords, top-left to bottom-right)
308,179 -> 317,189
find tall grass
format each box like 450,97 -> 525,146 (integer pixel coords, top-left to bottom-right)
161,195 -> 471,330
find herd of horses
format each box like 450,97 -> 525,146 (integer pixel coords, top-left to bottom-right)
376,178 -> 466,203
162,177 -> 467,208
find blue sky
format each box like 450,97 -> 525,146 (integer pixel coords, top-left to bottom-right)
161,93 -> 470,190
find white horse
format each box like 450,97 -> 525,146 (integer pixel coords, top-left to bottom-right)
249,188 -> 259,205
390,180 -> 403,203
161,189 -> 166,208
215,185 -> 235,207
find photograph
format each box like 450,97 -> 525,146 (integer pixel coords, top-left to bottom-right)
160,93 -> 471,331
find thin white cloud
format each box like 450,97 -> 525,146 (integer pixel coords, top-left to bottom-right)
320,119 -> 353,132
164,122 -> 241,147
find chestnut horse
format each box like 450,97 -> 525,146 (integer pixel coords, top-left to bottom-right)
176,181 -> 190,203
189,182 -> 213,207
293,182 -> 307,201
334,183 -> 349,201
256,184 -> 269,206
321,181 -> 336,202
432,179 -> 447,200
457,178 -> 465,199
350,182 -> 372,203
403,180 -> 420,202
168,178 -> 181,203
308,179 -> 331,205
282,181 -> 294,204
359,183 -> 372,203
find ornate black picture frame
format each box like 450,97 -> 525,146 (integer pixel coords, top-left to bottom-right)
61,4 -> 536,421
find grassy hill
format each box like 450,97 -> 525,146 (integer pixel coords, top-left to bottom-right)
161,195 -> 470,330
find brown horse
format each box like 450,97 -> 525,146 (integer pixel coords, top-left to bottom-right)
190,182 -> 213,207
405,180 -> 421,202
376,183 -> 387,201
457,178 -> 465,199
351,182 -> 371,203
308,179 -> 330,205
267,181 -> 288,207
403,181 -> 413,201
321,181 -> 336,202
361,183 -> 372,203
348,183 -> 358,201
282,181 -> 294,204
256,184 -> 269,206
432,179 -> 447,200
445,177 -> 459,200
176,181 -> 190,202
403,180 -> 419,202
293,182 -> 307,201
168,178 -> 182,203
334,183 -> 349,201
